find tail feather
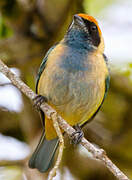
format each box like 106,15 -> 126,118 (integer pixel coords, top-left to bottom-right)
29,132 -> 59,172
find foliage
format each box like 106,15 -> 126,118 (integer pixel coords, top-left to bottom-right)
0,15 -> 13,39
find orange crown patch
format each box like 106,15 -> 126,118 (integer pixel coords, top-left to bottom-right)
77,14 -> 102,35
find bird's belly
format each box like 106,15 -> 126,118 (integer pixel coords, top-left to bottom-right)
39,70 -> 105,126
54,79 -> 105,126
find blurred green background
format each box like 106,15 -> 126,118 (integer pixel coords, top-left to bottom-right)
0,0 -> 132,179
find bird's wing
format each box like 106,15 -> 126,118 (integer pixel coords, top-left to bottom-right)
36,44 -> 57,127
104,75 -> 110,99
103,53 -> 110,98
36,44 -> 57,93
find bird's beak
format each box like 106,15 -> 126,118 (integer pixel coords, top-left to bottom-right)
73,14 -> 85,27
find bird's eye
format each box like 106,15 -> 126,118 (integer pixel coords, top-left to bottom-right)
91,25 -> 97,32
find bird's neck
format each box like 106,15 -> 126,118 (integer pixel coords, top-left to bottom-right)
63,29 -> 95,51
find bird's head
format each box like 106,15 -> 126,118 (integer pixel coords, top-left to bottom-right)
65,14 -> 104,53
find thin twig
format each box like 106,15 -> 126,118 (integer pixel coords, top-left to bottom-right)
0,158 -> 27,167
0,59 -> 130,180
48,112 -> 64,180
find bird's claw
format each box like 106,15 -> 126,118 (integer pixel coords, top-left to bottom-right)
33,95 -> 47,111
70,124 -> 84,144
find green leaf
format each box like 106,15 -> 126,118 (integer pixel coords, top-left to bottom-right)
0,15 -> 13,39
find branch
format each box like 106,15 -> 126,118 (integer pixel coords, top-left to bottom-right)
0,59 -> 130,180
48,112 -> 64,180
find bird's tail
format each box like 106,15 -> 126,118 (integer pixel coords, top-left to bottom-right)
28,131 -> 59,172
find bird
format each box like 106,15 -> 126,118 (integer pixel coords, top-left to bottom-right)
29,13 -> 110,173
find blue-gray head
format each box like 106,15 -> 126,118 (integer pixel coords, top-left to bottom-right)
64,14 -> 104,52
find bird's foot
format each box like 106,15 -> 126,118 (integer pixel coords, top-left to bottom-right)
33,95 -> 47,111
70,124 -> 84,144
